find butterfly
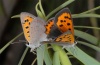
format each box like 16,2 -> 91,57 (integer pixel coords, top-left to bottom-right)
20,12 -> 47,51
42,8 -> 77,48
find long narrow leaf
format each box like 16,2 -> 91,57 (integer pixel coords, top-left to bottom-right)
65,47 -> 100,65
38,0 -> 46,19
74,30 -> 99,45
74,26 -> 100,30
44,44 -> 52,65
52,44 -> 72,65
80,6 -> 100,14
53,52 -> 60,65
72,14 -> 100,18
77,41 -> 100,52
35,2 -> 44,19
18,47 -> 29,65
37,45 -> 45,65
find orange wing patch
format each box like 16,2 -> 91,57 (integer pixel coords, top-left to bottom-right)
45,18 -> 54,35
55,33 -> 74,44
55,8 -> 74,35
22,16 -> 34,42
45,18 -> 62,39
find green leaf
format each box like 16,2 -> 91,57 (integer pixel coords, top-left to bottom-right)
72,6 -> 100,19
74,30 -> 99,45
80,6 -> 100,14
35,2 -> 45,19
53,52 -> 60,65
18,47 -> 29,65
65,47 -> 100,65
11,14 -> 20,18
37,45 -> 52,65
52,44 -> 72,65
77,41 -> 100,52
38,0 -> 46,18
44,44 -> 52,65
72,14 -> 100,18
74,26 -> 100,30
37,45 -> 45,65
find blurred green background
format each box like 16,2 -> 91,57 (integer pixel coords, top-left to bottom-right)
0,0 -> 100,65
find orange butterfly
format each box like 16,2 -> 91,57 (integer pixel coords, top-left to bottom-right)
42,8 -> 77,48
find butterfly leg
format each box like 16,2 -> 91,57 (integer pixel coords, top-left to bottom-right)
30,48 -> 37,54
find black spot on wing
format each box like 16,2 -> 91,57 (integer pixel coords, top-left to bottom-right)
59,38 -> 62,40
67,23 -> 70,25
59,24 -> 63,27
26,26 -> 29,29
27,31 -> 29,33
29,22 -> 30,25
60,20 -> 63,22
64,15 -> 71,20
68,28 -> 71,30
45,25 -> 48,27
25,19 -> 29,22
65,41 -> 69,42
64,20 -> 66,22
29,16 -> 32,18
64,16 -> 68,19
69,18 -> 71,20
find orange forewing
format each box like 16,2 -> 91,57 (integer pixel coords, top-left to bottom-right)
55,8 -> 74,35
45,18 -> 54,35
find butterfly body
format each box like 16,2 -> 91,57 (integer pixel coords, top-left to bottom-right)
20,12 -> 47,51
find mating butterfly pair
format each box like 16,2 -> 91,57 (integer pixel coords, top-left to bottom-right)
20,8 -> 76,51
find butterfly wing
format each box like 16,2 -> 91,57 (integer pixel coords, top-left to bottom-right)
20,12 -> 36,43
54,8 -> 74,35
41,30 -> 75,46
20,12 -> 47,51
42,8 -> 76,47
45,18 -> 54,35
29,17 -> 47,51
45,18 -> 62,39
54,30 -> 75,45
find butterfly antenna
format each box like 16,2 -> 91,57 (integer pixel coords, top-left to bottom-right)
31,49 -> 37,54
11,40 -> 26,44
32,51 -> 37,55
11,42 -> 20,44
19,40 -> 27,43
